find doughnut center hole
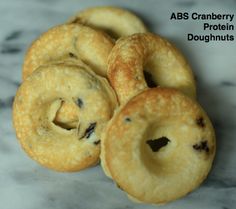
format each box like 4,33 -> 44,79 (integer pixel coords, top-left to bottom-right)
52,100 -> 79,130
143,70 -> 158,88
53,120 -> 74,130
146,137 -> 170,152
139,123 -> 176,175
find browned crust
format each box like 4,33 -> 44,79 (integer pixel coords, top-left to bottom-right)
107,33 -> 196,104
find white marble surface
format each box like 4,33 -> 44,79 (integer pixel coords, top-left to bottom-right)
0,0 -> 236,208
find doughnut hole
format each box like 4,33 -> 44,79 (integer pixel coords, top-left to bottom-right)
37,98 -> 79,132
143,70 -> 158,88
140,118 -> 207,177
140,121 -> 176,176
145,52 -> 195,99
136,119 -> 210,202
53,99 -> 80,130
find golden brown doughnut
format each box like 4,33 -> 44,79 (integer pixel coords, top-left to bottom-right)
13,64 -> 117,171
22,24 -> 114,79
101,88 -> 215,204
108,33 -> 196,104
68,6 -> 147,39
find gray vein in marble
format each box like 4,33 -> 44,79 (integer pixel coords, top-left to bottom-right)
4,30 -> 23,41
0,44 -> 22,54
175,1 -> 196,7
203,177 -> 236,188
0,76 -> 21,88
0,97 -> 14,108
220,81 -> 236,87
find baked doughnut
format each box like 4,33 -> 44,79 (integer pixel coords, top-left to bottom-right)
108,33 -> 196,104
22,24 -> 114,79
68,6 -> 147,39
101,88 -> 215,204
13,64 -> 117,171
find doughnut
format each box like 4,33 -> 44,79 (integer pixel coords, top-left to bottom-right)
22,23 -> 114,79
107,33 -> 196,104
101,88 -> 215,204
68,6 -> 147,39
13,63 -> 117,172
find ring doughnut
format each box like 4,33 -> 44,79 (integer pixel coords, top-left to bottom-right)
101,88 -> 215,204
13,64 -> 117,171
107,33 -> 196,104
68,6 -> 147,39
22,23 -> 114,79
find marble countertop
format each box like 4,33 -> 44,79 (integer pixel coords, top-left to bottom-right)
0,0 -> 236,208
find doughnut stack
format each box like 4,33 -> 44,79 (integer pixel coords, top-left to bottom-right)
13,6 -> 216,204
